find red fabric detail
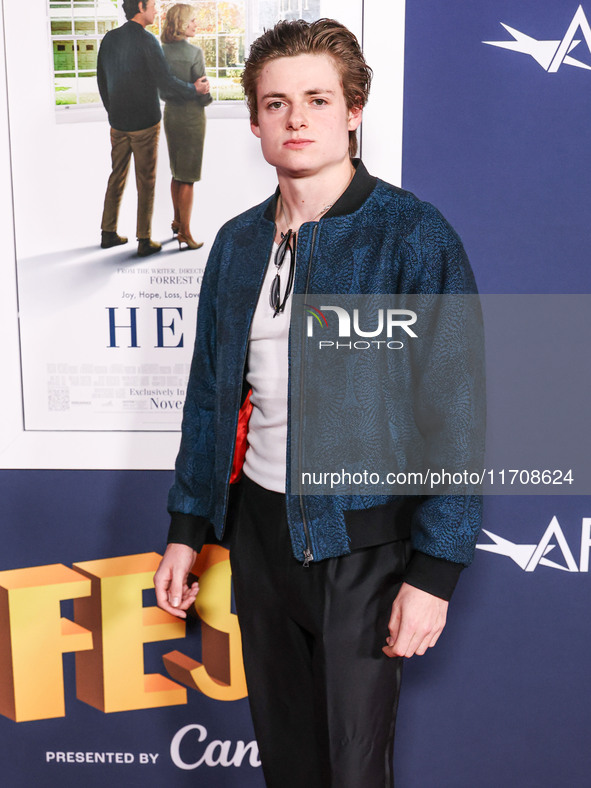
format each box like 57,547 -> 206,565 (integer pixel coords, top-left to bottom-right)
230,389 -> 253,484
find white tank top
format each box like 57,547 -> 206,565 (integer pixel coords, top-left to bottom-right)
243,243 -> 291,492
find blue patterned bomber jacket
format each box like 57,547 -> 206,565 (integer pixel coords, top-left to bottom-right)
167,161 -> 483,600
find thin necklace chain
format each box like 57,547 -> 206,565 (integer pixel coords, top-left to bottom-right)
277,169 -> 354,234
279,197 -> 333,236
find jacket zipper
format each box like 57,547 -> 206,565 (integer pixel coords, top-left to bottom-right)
299,224 -> 318,567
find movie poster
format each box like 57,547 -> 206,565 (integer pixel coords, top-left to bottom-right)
1,0 -> 371,464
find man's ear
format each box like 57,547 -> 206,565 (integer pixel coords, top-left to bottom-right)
250,121 -> 261,139
347,104 -> 363,132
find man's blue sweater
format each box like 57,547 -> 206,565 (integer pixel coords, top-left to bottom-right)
97,20 -> 196,131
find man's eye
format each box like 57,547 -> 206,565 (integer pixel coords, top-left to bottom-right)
312,98 -> 327,105
268,101 -> 283,110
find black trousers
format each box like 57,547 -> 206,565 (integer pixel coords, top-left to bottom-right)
230,476 -> 411,788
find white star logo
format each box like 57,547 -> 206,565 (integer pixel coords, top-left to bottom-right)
483,5 -> 591,72
477,518 -> 579,572
477,529 -> 556,571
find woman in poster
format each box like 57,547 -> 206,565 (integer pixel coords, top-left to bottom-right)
161,4 -> 211,250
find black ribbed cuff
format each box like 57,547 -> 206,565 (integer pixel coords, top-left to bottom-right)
403,551 -> 464,601
167,512 -> 212,553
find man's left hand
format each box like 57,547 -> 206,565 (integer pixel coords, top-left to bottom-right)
382,582 -> 448,658
194,76 -> 210,94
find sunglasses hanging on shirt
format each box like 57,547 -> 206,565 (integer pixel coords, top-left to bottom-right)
269,228 -> 296,317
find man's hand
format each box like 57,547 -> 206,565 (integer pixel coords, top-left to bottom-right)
383,582 -> 448,658
194,76 -> 210,94
154,542 -> 199,619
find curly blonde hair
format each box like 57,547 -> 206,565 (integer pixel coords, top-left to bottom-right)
161,3 -> 195,44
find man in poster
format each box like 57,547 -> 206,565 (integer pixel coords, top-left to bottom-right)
155,18 -> 482,787
97,0 -> 209,257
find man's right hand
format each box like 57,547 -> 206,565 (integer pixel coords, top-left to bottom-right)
194,76 -> 210,94
154,542 -> 199,619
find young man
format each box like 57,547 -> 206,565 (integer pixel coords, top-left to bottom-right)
154,18 -> 482,787
97,0 -> 210,256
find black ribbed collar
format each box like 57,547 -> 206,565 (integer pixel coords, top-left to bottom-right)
263,159 -> 377,223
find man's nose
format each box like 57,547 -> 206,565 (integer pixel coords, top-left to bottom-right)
286,103 -> 307,129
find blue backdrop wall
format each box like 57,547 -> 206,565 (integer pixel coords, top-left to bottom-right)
399,2 -> 591,784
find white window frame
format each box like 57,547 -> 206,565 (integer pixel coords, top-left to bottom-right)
50,0 -> 124,110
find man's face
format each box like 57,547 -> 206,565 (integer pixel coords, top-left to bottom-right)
250,53 -> 362,178
138,0 -> 156,26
